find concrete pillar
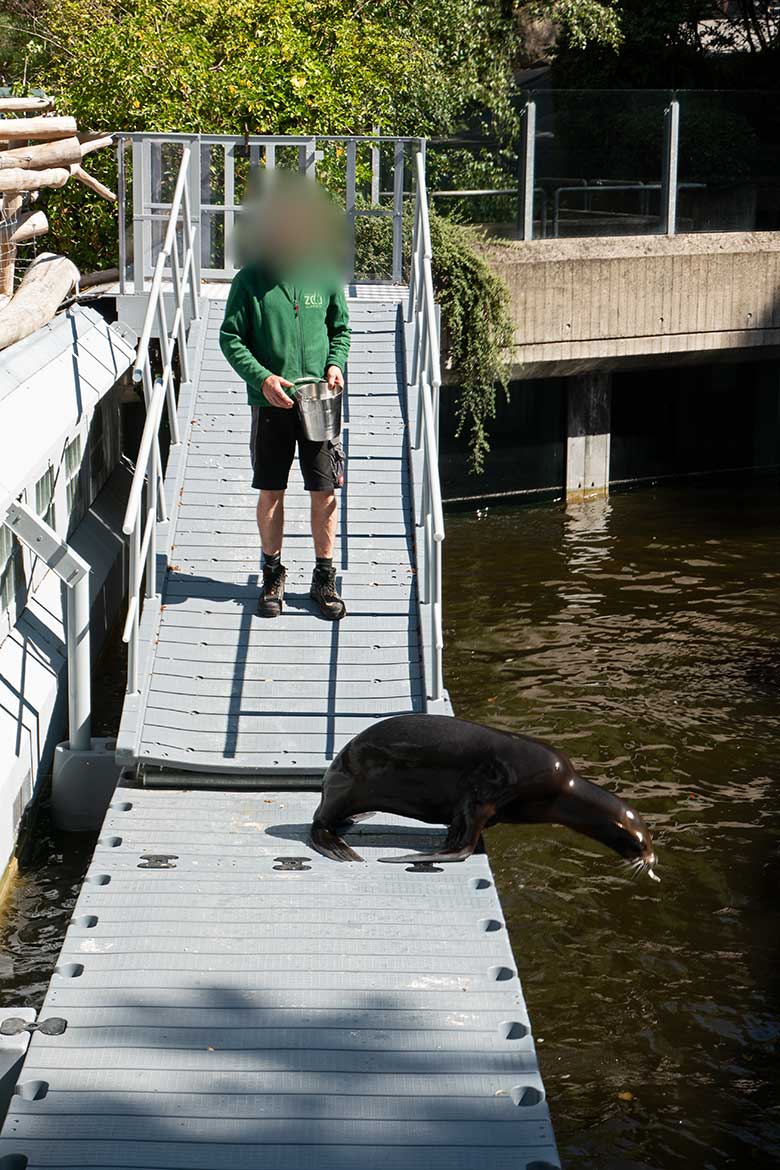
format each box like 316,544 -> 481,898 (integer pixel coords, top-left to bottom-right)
566,371 -> 611,502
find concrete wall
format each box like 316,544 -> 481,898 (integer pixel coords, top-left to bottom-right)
480,232 -> 780,379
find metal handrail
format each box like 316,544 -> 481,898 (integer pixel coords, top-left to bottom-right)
122,146 -> 199,694
407,150 -> 445,704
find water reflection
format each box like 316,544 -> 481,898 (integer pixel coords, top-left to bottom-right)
444,481 -> 780,1170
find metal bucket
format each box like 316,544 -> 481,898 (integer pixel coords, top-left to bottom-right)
294,377 -> 342,442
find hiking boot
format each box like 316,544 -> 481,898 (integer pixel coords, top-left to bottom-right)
257,562 -> 286,618
310,565 -> 346,621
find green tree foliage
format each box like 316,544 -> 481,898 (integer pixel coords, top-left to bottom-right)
0,0 -> 621,472
10,0 -> 519,136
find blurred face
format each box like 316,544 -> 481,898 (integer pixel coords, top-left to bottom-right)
236,170 -> 347,277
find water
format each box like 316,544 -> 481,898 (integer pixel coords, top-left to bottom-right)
1,480 -> 779,1167
444,481 -> 780,1169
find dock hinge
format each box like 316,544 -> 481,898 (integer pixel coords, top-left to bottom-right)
0,1018 -> 67,1037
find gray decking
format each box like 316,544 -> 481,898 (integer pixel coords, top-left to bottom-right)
117,288 -> 423,774
0,786 -> 560,1169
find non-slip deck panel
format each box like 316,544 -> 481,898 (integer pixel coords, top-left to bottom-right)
0,786 -> 560,1169
116,289 -> 425,774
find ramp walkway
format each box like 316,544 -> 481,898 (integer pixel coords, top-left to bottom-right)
116,286 -> 426,775
0,138 -> 559,1170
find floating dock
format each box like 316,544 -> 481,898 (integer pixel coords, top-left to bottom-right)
0,786 -> 558,1169
0,156 -> 559,1166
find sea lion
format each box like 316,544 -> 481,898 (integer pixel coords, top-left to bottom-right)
310,713 -> 659,879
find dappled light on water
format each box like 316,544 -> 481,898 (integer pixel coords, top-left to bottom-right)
445,481 -> 780,1170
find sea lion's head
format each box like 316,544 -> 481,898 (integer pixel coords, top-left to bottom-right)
553,773 -> 660,882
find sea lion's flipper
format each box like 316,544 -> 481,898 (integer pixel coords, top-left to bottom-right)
377,845 -> 475,865
342,811 -> 376,825
378,791 -> 497,865
310,824 -> 364,863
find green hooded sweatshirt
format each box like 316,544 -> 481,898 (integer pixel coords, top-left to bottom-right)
219,264 -> 351,408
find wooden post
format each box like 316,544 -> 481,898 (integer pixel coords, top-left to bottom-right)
0,194 -> 23,297
566,371 -> 612,502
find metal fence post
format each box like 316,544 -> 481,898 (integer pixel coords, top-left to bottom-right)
518,100 -> 536,241
660,98 -> 680,236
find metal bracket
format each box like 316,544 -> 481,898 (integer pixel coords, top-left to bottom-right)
406,862 -> 443,873
138,853 -> 178,869
0,1017 -> 67,1037
273,856 -> 311,871
4,501 -> 89,586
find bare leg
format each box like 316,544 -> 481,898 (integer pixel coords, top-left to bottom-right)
257,490 -> 284,557
310,490 -> 336,559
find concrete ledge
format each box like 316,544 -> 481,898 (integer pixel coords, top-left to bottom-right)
479,231 -> 780,379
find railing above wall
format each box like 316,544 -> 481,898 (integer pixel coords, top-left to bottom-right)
116,133 -> 425,291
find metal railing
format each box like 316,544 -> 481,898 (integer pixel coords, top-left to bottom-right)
122,145 -> 199,694
116,133 -> 424,288
407,150 -> 445,704
517,97 -> 682,239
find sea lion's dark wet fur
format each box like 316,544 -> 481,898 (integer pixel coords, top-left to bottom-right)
311,714 -> 658,877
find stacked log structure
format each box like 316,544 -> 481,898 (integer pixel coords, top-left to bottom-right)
0,95 -> 115,349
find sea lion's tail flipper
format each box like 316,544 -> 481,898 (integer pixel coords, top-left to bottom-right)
310,823 -> 364,863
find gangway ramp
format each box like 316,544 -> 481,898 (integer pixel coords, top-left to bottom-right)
117,288 -> 425,775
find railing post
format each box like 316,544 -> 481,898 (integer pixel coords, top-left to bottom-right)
392,141 -> 405,283
660,98 -> 680,236
66,570 -> 92,750
345,139 -> 357,281
188,138 -> 203,289
224,140 -> 235,274
131,138 -> 145,293
518,100 -> 536,242
371,129 -> 380,205
299,137 -> 318,179
117,137 -> 127,295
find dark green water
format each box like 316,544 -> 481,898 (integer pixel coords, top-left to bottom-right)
444,482 -> 780,1169
1,481 -> 779,1167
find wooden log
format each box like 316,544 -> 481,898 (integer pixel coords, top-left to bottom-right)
80,135 -> 114,158
0,194 -> 23,298
10,210 -> 49,244
0,166 -> 70,193
0,136 -> 82,171
80,267 -> 120,289
70,165 -> 116,202
0,97 -> 55,114
0,253 -> 80,351
0,116 -> 78,142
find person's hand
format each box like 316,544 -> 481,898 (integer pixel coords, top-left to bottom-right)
262,374 -> 294,409
326,365 -> 344,390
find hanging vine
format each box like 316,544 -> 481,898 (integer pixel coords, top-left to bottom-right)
356,208 -> 512,474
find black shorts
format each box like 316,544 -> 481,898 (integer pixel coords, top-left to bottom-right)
249,405 -> 345,492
